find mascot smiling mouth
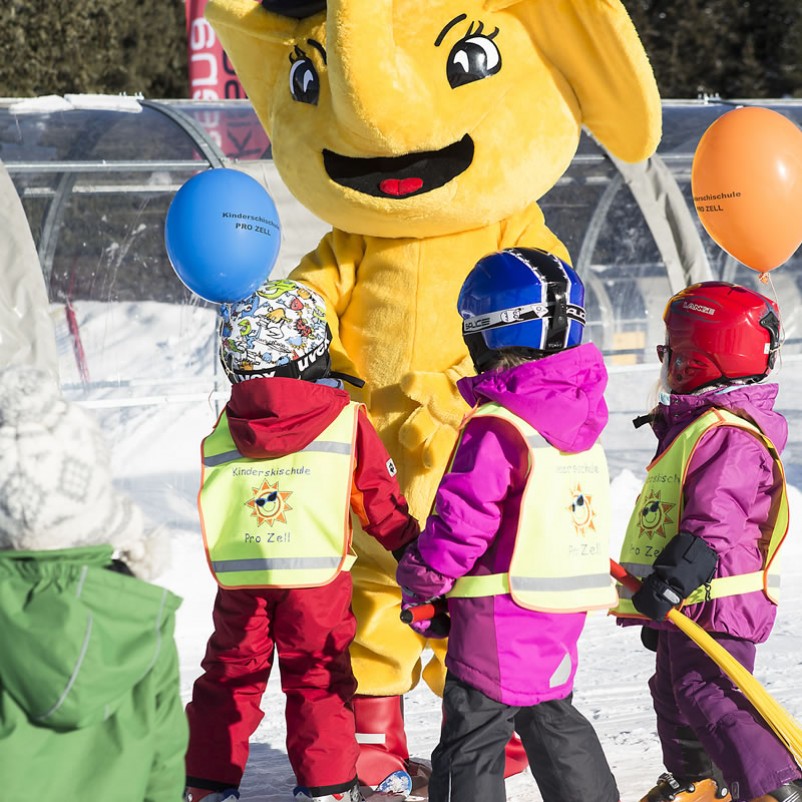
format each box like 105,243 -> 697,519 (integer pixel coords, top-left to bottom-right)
322,134 -> 474,198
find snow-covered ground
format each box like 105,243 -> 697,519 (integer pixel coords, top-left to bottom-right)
62,299 -> 802,802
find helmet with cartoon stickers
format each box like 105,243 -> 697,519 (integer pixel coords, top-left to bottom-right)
458,247 -> 586,372
218,278 -> 331,383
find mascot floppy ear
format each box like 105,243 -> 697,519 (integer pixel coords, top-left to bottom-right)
486,0 -> 661,163
205,2 -> 302,139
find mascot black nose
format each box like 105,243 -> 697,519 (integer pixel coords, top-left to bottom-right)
261,0 -> 326,18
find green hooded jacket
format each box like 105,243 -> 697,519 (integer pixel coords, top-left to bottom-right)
0,545 -> 187,800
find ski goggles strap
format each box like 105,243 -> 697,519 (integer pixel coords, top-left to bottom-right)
462,303 -> 549,335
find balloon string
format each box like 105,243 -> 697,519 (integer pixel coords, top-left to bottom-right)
764,272 -> 786,370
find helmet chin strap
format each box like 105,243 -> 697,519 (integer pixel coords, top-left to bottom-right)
672,375 -> 760,396
689,379 -> 730,395
330,371 -> 366,388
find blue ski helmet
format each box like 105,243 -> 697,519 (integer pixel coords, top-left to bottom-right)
458,248 -> 586,371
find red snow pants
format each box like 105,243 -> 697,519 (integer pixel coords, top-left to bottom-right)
185,572 -> 359,793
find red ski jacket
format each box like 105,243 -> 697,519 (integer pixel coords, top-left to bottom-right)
226,376 -> 419,553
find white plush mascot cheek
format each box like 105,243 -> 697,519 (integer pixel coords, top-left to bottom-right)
207,0 -> 661,786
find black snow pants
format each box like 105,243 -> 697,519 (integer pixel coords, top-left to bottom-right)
428,672 -> 619,802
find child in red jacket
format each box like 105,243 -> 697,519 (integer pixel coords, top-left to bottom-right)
185,279 -> 419,802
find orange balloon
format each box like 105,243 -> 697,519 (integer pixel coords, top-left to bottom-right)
691,106 -> 802,273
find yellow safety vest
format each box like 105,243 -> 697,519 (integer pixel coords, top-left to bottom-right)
613,408 -> 788,618
198,402 -> 361,589
447,403 -> 618,613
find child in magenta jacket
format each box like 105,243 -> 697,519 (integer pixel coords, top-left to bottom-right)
185,280 -> 418,802
613,281 -> 800,802
397,248 -> 619,802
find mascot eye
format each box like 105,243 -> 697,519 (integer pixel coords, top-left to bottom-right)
446,23 -> 501,88
289,55 -> 320,105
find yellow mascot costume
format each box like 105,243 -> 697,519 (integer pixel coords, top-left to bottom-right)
206,0 -> 661,788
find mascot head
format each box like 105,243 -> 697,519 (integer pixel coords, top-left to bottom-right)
206,0 -> 661,239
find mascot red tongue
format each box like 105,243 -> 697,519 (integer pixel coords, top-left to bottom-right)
206,0 -> 661,786
381,178 -> 424,196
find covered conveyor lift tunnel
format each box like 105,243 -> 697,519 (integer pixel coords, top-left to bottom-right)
0,95 -> 800,408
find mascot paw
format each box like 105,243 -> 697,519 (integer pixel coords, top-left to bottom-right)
400,367 -> 468,424
399,406 -> 456,470
399,365 -> 472,469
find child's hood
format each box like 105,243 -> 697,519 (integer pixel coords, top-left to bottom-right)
655,382 -> 788,453
225,376 -> 351,458
457,343 -> 609,453
0,545 -> 181,731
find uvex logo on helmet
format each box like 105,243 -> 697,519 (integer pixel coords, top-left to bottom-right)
296,338 -> 331,374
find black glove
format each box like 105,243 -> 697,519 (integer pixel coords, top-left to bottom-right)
427,613 -> 451,638
392,542 -> 412,562
640,626 -> 659,652
632,574 -> 684,621
632,532 -> 718,621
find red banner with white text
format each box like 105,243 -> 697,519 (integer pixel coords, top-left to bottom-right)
184,0 -> 271,159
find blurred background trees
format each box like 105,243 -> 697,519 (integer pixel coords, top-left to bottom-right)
625,0 -> 802,99
0,1 -> 189,98
0,0 -> 800,99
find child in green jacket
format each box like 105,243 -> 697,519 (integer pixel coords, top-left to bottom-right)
0,366 -> 188,801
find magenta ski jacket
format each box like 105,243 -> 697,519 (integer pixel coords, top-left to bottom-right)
632,382 -> 788,644
396,343 -> 609,706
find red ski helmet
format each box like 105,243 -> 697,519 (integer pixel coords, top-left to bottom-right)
660,281 -> 781,394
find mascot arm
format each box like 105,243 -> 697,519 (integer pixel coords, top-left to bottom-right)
289,229 -> 366,390
502,204 -> 572,265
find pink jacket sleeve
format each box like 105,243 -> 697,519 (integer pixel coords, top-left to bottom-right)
397,417 -> 526,595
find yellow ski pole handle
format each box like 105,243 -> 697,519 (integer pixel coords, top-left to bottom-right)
610,559 -> 802,767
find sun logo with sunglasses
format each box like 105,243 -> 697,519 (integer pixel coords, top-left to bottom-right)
567,483 -> 597,537
246,480 -> 293,527
637,489 -> 675,540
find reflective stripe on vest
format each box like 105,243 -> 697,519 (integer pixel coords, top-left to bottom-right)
198,402 -> 360,589
447,403 -> 618,613
613,408 -> 788,618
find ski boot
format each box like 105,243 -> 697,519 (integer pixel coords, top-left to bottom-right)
750,781 -> 802,801
183,788 -> 239,802
360,768 -> 414,799
640,772 -> 731,802
353,695 -> 410,786
293,782 -> 365,801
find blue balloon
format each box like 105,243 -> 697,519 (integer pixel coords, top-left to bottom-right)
164,168 -> 281,303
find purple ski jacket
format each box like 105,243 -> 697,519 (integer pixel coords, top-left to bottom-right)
396,343 -> 609,706
630,382 -> 788,644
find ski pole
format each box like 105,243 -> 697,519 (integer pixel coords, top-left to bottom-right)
399,598 -> 448,624
609,558 -> 641,594
610,558 -> 802,766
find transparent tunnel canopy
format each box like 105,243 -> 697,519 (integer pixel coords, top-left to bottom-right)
2,100 -> 221,307
1,96 -> 801,401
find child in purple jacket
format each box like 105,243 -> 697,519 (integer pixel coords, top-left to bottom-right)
613,281 -> 800,802
396,248 -> 620,802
